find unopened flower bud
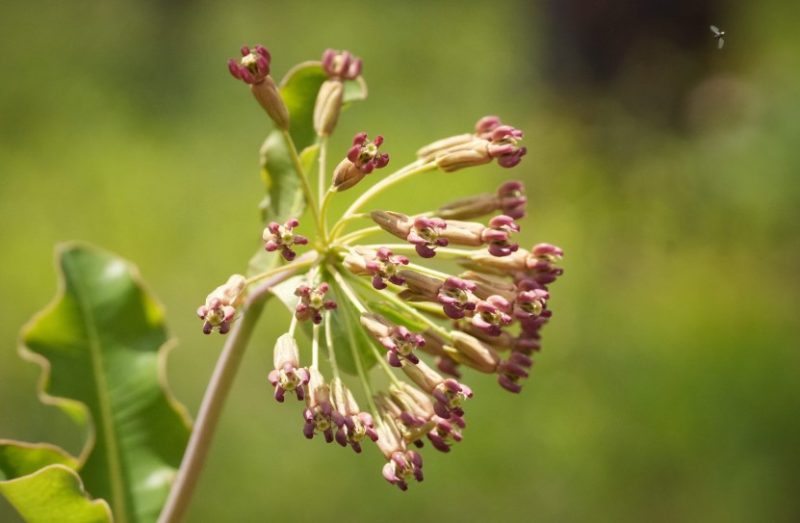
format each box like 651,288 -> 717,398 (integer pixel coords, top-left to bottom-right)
313,79 -> 344,137
197,274 -> 246,335
450,331 -> 500,373
416,134 -> 476,162
435,145 -> 492,173
370,211 -> 414,238
398,270 -> 442,301
268,334 -> 310,402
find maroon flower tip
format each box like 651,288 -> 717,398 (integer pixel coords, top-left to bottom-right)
229,44 -> 272,85
475,116 -> 502,136
294,283 -> 336,324
345,132 -> 390,175
263,218 -> 307,261
322,49 -> 362,80
407,217 -> 448,259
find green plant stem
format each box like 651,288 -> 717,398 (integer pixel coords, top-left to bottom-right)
346,272 -> 453,342
330,160 -> 435,239
318,136 -> 327,205
317,136 -> 331,244
245,258 -> 314,287
157,253 -> 315,523
328,267 -> 380,415
323,313 -> 340,381
335,226 -> 383,246
281,130 -> 322,238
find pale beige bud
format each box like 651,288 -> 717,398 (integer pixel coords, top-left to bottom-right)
439,220 -> 486,247
459,270 -> 517,300
251,76 -> 290,130
343,248 -> 373,276
273,333 -> 300,370
332,158 -> 366,192
401,359 -> 443,393
461,250 -> 528,275
370,211 -> 414,239
397,270 -> 442,300
435,142 -> 492,173
360,313 -> 392,339
450,331 -> 500,373
439,193 -> 502,220
313,79 -> 344,137
416,134 -> 475,162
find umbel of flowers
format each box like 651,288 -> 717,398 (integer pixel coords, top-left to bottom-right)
199,46 -> 564,491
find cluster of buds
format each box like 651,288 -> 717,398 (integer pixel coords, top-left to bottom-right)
332,133 -> 390,191
416,116 -> 527,172
206,44 -> 565,492
439,180 -> 527,220
371,211 -> 521,259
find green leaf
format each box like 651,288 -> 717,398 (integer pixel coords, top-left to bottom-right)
268,275 -> 377,376
0,465 -> 112,523
17,244 -> 192,523
0,441 -> 78,481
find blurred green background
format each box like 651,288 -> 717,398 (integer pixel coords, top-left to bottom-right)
1,0 -> 798,521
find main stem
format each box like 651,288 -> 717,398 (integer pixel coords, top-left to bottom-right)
158,257 -> 312,523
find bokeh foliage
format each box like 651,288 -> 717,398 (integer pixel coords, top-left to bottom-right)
1,0 -> 798,521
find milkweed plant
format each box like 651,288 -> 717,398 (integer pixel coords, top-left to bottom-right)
0,44 -> 564,523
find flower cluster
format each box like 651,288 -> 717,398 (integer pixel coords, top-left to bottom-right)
200,44 -> 565,492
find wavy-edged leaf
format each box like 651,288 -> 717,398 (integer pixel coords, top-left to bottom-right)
18,244 -> 192,523
269,275 -> 377,376
0,441 -> 78,481
0,465 -> 112,523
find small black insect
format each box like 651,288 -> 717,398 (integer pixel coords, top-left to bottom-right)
710,25 -> 726,49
